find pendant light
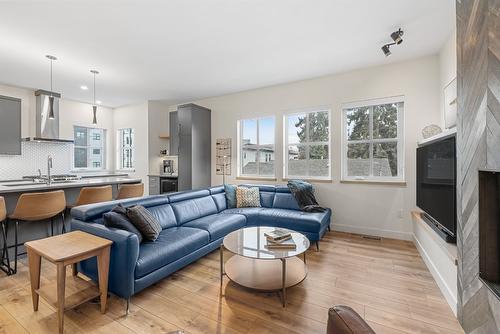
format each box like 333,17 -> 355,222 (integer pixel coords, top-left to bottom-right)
90,69 -> 99,125
46,55 -> 57,119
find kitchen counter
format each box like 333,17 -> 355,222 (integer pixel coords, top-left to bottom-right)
0,176 -> 141,194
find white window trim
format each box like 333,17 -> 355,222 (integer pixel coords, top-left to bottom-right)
341,96 -> 405,182
116,128 -> 135,171
283,107 -> 332,181
72,125 -> 107,171
237,116 -> 276,179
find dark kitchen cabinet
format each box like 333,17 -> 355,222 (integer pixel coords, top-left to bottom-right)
0,95 -> 21,155
170,104 -> 211,191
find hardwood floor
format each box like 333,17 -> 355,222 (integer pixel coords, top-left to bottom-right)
0,231 -> 464,334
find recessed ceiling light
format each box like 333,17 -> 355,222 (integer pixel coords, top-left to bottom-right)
96,100 -> 102,105
80,85 -> 88,90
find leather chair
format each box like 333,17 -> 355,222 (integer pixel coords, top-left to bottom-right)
8,190 -> 66,274
116,183 -> 144,200
327,305 -> 375,334
72,185 -> 113,207
0,196 -> 10,275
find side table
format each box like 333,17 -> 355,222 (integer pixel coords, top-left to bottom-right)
25,230 -> 112,334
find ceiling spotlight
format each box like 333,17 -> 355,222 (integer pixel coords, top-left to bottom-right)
80,85 -> 88,90
382,44 -> 392,57
381,28 -> 404,56
391,28 -> 404,45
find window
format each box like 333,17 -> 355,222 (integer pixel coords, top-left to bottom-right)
74,126 -> 106,169
342,97 -> 404,181
118,128 -> 134,170
284,109 -> 331,179
238,117 -> 275,177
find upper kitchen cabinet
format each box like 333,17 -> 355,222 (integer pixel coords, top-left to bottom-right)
0,95 -> 22,155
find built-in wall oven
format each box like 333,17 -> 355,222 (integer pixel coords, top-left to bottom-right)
160,177 -> 178,194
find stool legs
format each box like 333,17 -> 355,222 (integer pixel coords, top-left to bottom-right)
61,212 -> 66,234
0,220 -> 12,275
14,221 -> 18,274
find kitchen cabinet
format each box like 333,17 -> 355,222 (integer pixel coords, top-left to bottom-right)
171,104 -> 211,191
149,176 -> 160,195
0,95 -> 21,155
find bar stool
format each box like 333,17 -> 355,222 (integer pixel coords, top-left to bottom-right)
115,183 -> 144,200
8,190 -> 66,274
71,185 -> 113,207
0,196 -> 11,275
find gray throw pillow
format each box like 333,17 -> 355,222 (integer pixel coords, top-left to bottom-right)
126,205 -> 162,241
103,211 -> 144,243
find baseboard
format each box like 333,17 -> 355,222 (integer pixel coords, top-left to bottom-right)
331,223 -> 412,241
413,234 -> 458,315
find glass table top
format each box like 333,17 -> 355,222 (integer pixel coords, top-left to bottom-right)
223,226 -> 310,259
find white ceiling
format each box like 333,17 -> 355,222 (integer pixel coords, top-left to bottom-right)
0,0 -> 455,108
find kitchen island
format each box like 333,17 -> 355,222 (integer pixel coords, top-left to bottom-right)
0,175 -> 142,264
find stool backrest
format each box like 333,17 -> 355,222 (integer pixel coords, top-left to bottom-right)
116,183 -> 144,200
75,185 -> 113,206
0,196 -> 6,222
10,190 -> 66,221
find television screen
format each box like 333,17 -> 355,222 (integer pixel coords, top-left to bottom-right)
416,136 -> 456,236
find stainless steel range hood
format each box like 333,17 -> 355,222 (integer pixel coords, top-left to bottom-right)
23,89 -> 74,143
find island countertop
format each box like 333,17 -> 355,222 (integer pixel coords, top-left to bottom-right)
0,176 -> 142,194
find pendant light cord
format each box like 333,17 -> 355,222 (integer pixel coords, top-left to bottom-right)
50,58 -> 53,97
93,72 -> 96,105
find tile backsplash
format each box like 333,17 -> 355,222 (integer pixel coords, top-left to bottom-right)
0,141 -> 73,180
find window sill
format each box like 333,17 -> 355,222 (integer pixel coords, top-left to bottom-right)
282,178 -> 333,183
340,179 -> 407,186
116,169 -> 136,173
236,176 -> 277,182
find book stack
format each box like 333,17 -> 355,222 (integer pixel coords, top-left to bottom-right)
264,229 -> 296,250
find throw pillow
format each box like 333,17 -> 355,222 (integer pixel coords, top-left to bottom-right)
224,184 -> 237,208
126,205 -> 162,241
236,186 -> 261,208
103,211 -> 144,243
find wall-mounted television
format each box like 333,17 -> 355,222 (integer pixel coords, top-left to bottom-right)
416,135 -> 457,242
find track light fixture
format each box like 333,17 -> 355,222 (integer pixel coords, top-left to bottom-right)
381,28 -> 404,57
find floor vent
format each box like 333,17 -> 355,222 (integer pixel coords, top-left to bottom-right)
362,235 -> 381,240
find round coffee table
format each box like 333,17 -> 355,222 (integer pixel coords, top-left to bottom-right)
220,226 -> 310,307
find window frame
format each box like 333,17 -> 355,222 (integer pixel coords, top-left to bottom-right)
283,107 -> 332,181
117,128 -> 135,171
341,96 -> 405,182
237,116 -> 276,179
72,125 -> 106,171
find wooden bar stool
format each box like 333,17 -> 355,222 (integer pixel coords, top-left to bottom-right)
115,183 -> 144,200
71,185 -> 113,207
0,196 -> 11,275
8,190 -> 66,274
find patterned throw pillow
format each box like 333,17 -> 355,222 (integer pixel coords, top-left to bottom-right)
126,205 -> 162,241
236,186 -> 261,208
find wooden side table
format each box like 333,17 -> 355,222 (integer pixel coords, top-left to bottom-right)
25,231 -> 112,334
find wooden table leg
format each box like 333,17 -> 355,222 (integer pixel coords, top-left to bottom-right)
27,248 -> 41,311
56,263 -> 66,334
97,247 -> 110,314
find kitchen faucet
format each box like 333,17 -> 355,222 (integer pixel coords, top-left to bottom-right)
47,155 -> 53,185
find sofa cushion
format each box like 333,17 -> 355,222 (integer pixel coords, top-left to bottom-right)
103,211 -> 143,243
236,186 -> 261,208
212,193 -> 227,212
222,207 -> 263,225
126,205 -> 162,241
146,204 -> 177,229
184,213 -> 246,241
170,196 -> 218,224
273,192 -> 300,210
259,208 -> 331,233
135,227 -> 210,278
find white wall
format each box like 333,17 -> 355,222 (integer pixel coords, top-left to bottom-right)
113,102 -> 149,193
439,30 -> 457,128
147,100 -> 170,174
172,55 -> 442,240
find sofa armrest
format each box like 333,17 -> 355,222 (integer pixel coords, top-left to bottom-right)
71,219 -> 140,299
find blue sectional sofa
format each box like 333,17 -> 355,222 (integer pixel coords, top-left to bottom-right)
71,184 -> 331,302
